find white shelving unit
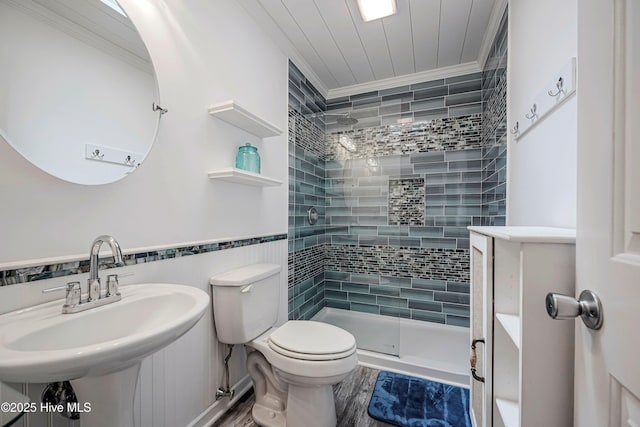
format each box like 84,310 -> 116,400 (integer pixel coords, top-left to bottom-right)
207,100 -> 283,187
207,168 -> 282,187
208,100 -> 283,138
495,313 -> 520,349
495,398 -> 520,427
469,226 -> 576,427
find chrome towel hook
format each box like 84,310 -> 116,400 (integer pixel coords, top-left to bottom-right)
124,155 -> 137,167
510,121 -> 520,135
548,77 -> 565,97
525,104 -> 538,120
152,102 -> 168,116
91,149 -> 104,160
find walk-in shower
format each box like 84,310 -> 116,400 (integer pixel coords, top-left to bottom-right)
286,10 -> 507,387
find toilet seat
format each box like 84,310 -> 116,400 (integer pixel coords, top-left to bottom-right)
267,321 -> 356,361
248,321 -> 358,379
268,340 -> 356,361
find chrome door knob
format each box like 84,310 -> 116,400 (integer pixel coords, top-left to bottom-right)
545,290 -> 603,330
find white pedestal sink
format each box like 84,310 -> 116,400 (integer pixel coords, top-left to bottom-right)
0,284 -> 210,427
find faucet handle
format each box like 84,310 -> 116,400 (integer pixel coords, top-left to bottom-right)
106,274 -> 120,297
63,282 -> 81,308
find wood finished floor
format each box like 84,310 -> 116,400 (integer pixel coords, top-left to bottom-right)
214,366 -> 394,426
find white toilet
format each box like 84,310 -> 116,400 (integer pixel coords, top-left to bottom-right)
209,264 -> 357,427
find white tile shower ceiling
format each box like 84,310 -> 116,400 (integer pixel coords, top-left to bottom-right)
252,0 -> 495,90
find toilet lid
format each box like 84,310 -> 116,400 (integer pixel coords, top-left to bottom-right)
268,321 -> 356,359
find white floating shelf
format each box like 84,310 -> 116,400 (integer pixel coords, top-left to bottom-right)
207,168 -> 282,187
208,100 -> 283,138
496,313 -> 521,349
496,398 -> 520,427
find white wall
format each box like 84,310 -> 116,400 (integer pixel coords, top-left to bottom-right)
507,0 -> 577,228
0,0 -> 289,425
0,0 -> 288,263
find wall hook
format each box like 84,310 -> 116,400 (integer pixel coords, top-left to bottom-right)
548,77 -> 565,97
91,149 -> 104,160
525,104 -> 538,120
152,103 -> 168,116
510,121 -> 520,135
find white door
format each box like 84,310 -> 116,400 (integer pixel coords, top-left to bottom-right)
575,0 -> 640,425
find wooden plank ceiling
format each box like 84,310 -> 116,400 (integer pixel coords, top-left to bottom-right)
256,0 -> 495,91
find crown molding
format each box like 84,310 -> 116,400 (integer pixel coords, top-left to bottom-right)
477,0 -> 508,70
237,0 -> 329,98
326,61 -> 482,100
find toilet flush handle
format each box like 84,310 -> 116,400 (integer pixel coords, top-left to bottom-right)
241,285 -> 253,293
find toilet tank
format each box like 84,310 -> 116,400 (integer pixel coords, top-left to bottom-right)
209,263 -> 281,344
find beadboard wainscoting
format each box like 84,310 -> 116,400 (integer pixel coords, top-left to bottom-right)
3,240 -> 287,427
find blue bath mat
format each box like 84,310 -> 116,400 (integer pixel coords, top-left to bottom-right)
367,371 -> 471,427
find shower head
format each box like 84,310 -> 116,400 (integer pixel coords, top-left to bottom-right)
334,115 -> 358,125
310,112 -> 359,125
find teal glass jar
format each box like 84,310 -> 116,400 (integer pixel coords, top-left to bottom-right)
235,143 -> 260,174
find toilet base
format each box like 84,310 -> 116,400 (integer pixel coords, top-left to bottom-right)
251,382 -> 338,427
252,402 -> 288,427
286,383 -> 337,427
246,349 -> 349,427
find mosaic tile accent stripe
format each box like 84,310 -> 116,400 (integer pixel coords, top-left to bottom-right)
289,109 -> 326,160
288,245 -> 324,288
0,234 -> 288,286
325,72 -> 483,133
324,245 -> 470,283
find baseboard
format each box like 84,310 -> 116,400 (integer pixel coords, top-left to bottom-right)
186,375 -> 253,427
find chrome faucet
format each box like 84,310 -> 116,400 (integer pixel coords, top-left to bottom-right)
43,235 -> 126,314
88,235 -> 124,301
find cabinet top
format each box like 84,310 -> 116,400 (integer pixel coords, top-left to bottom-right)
468,226 -> 576,243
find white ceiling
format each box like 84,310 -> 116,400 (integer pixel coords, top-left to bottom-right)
241,0 -> 503,98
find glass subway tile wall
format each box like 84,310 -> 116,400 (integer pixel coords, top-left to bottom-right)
481,11 -> 508,226
287,9 -> 508,327
288,61 -> 327,320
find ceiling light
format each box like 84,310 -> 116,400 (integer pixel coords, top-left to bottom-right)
357,0 -> 397,22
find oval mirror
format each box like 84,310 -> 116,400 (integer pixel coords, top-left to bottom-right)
0,0 -> 161,185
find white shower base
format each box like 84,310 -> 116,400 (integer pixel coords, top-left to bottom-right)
312,307 -> 469,388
